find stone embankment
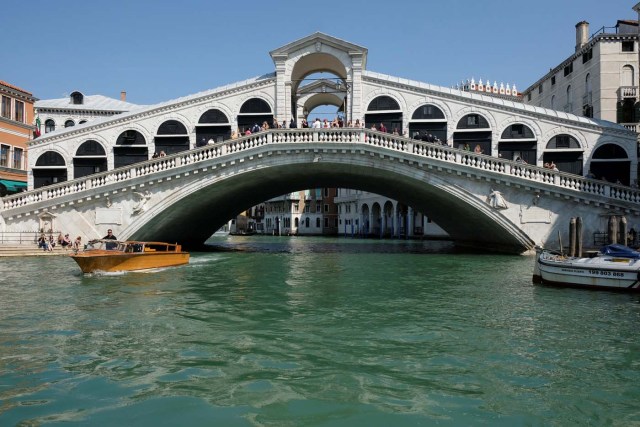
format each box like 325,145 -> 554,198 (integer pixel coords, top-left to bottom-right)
0,244 -> 71,257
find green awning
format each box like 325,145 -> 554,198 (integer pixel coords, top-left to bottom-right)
0,179 -> 27,193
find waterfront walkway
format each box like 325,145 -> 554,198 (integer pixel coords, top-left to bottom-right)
0,244 -> 70,257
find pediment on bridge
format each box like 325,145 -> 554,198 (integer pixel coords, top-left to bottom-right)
269,32 -> 368,63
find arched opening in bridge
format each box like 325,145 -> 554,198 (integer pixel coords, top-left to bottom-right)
73,140 -> 107,179
155,120 -> 190,154
543,134 -> 583,175
33,151 -> 67,188
196,110 -> 231,146
409,104 -> 447,142
296,71 -> 348,125
454,113 -> 492,154
290,53 -> 348,123
114,130 -> 148,168
588,143 -> 630,185
365,96 -> 402,133
498,124 -> 537,163
237,98 -> 273,133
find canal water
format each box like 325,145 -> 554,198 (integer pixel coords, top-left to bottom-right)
2,236 -> 640,426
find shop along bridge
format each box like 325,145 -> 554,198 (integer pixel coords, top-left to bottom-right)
2,128 -> 640,253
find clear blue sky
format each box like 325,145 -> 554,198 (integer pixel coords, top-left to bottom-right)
2,0 -> 637,105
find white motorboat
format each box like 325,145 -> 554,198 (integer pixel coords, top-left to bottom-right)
533,244 -> 640,291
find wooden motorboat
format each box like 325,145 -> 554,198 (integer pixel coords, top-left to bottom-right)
70,239 -> 190,273
533,244 -> 640,291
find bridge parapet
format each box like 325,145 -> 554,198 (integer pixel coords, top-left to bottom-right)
1,128 -> 638,213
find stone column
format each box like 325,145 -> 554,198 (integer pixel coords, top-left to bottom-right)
393,204 -> 399,238
273,54 -> 288,125
349,53 -> 364,124
408,207 -> 414,237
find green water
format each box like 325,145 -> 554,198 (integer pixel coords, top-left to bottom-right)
1,237 -> 640,426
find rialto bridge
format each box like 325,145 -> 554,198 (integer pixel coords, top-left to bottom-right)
2,33 -> 639,253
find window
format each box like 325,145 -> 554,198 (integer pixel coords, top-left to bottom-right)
64,120 -> 75,128
0,144 -> 8,167
316,218 -> 320,228
1,96 -> 11,119
293,203 -> 299,213
324,204 -> 329,213
304,205 -> 310,213
556,135 -> 570,148
467,115 -> 478,126
70,91 -> 84,105
14,100 -> 24,123
13,147 -> 23,169
622,65 -> 635,87
45,119 -> 56,133
316,203 -> 321,213
551,76 -> 556,85
324,188 -> 329,197
527,93 -> 531,101
622,41 -> 635,52
305,218 -> 310,227
564,62 -> 573,77
582,48 -> 593,63
324,218 -> 329,227
334,218 -> 338,227
538,85 -> 543,94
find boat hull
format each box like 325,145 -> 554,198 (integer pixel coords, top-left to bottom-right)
71,250 -> 190,273
533,252 -> 640,291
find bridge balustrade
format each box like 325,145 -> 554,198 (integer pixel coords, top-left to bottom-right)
3,128 -> 640,211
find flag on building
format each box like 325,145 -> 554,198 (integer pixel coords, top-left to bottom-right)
34,114 -> 41,137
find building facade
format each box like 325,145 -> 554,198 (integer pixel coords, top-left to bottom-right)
0,80 -> 35,196
334,189 -> 448,238
263,189 -> 332,236
521,18 -> 639,182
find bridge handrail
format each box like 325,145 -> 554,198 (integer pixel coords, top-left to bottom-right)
2,128 -> 639,211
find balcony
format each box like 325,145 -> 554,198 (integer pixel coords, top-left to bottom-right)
620,123 -> 639,133
618,86 -> 638,101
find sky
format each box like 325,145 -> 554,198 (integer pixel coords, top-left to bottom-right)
2,0 -> 637,106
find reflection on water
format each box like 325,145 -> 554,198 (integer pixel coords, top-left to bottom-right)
1,237 -> 640,425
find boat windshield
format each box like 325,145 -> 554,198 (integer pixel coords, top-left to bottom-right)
86,239 -> 127,252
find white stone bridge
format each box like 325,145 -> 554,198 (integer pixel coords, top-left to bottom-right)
2,128 -> 640,253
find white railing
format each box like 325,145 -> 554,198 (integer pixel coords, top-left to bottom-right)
3,128 -> 640,212
618,86 -> 638,101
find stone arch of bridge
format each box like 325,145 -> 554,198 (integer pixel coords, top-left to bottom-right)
121,155 -> 535,253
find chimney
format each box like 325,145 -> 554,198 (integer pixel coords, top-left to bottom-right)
120,91 -> 126,102
575,21 -> 589,52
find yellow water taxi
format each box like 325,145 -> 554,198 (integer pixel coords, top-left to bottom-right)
70,239 -> 190,273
